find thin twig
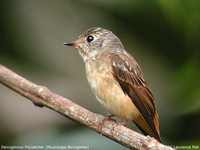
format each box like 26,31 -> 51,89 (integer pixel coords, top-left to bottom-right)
0,64 -> 174,150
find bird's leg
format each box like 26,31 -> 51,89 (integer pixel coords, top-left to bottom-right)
117,119 -> 128,126
99,115 -> 116,131
110,119 -> 128,135
99,116 -> 128,135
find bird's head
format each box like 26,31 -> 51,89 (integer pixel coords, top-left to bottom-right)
64,27 -> 124,62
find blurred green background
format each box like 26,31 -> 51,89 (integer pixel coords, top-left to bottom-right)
0,0 -> 200,149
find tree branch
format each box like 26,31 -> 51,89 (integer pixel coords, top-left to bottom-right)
0,64 -> 174,150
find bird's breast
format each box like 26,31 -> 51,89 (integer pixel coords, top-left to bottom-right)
85,58 -> 139,120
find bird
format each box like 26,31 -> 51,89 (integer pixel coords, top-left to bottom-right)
64,27 -> 161,142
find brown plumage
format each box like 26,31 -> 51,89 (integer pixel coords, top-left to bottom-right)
110,52 -> 161,142
64,27 -> 161,142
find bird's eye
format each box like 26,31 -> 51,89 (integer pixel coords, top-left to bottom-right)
86,35 -> 94,43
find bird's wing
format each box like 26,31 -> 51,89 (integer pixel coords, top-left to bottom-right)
110,52 -> 160,140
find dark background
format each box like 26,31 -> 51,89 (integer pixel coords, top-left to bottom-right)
0,0 -> 200,149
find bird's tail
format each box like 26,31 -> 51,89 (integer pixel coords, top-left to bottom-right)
134,111 -> 162,143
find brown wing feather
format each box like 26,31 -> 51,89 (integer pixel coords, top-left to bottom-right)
110,52 -> 161,142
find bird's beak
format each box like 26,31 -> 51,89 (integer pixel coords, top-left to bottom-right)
64,42 -> 77,47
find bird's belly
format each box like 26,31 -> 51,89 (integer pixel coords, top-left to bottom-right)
86,63 -> 139,120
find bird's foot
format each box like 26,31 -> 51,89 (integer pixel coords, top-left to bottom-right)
99,116 -> 128,136
116,119 -> 128,126
109,119 -> 128,135
99,115 -> 116,132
